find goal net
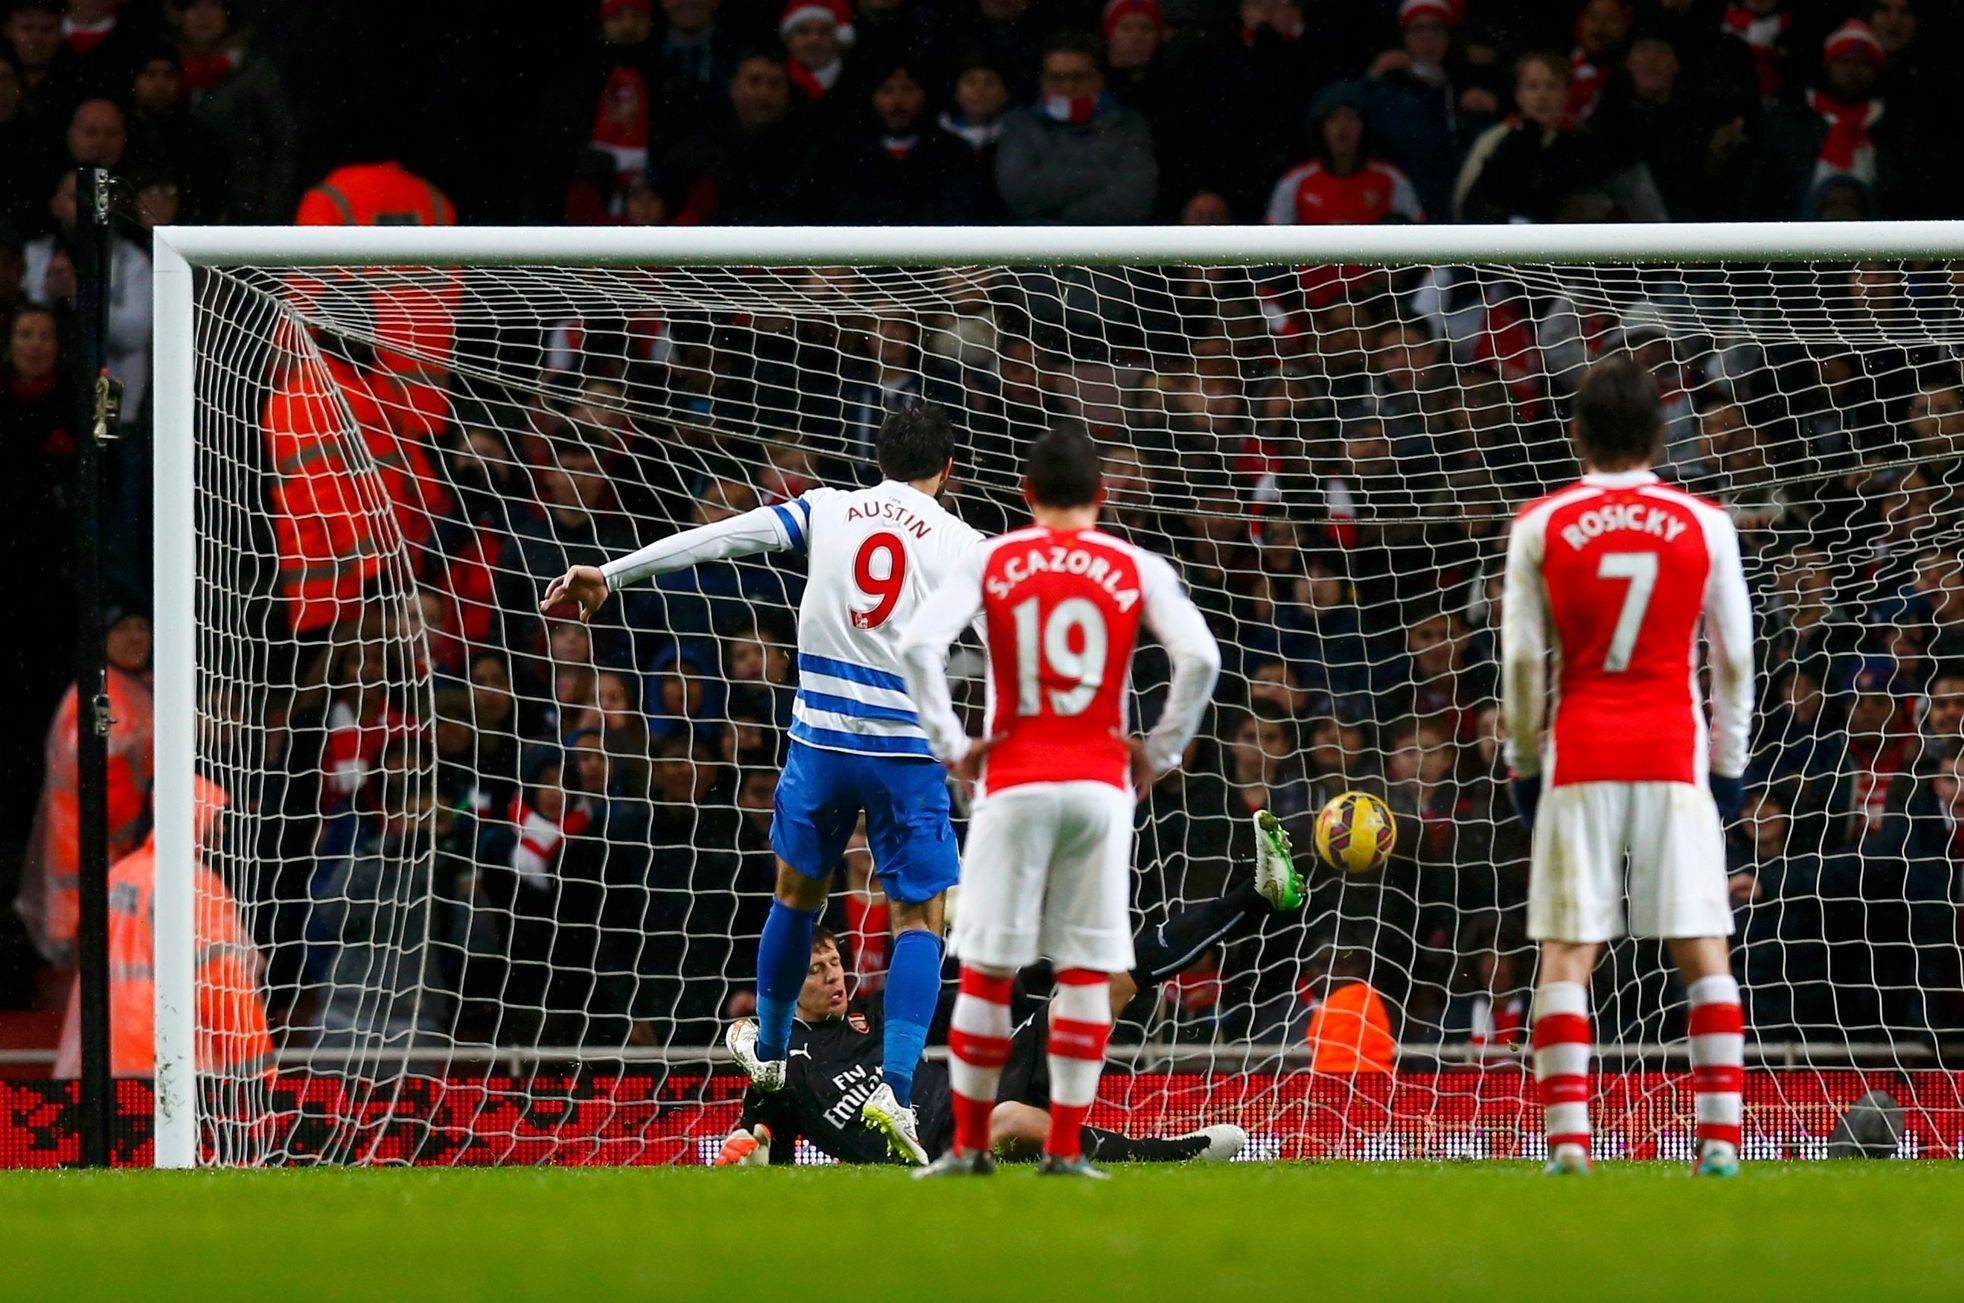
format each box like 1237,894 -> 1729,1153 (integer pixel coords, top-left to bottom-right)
156,227 -> 1964,1165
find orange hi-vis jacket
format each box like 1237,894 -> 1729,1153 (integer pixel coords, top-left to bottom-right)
295,161 -> 459,382
1306,981 -> 1397,1074
262,355 -> 387,635
55,832 -> 275,1079
17,669 -> 153,965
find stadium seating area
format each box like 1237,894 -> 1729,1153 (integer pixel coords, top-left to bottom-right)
4,0 -> 1964,1067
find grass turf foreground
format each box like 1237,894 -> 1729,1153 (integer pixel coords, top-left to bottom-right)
5,1162 -> 1961,1301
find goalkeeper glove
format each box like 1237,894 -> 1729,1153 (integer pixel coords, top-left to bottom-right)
714,1124 -> 772,1167
1709,773 -> 1744,821
1509,773 -> 1542,832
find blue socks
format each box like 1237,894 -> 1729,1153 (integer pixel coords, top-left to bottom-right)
755,900 -> 817,1061
882,929 -> 944,1108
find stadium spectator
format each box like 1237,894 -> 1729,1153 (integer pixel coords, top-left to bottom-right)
123,49 -> 223,222
53,777 -> 272,1080
172,0 -> 299,223
1745,20 -> 1920,220
1454,50 -> 1605,223
694,52 -> 825,224
1593,36 -> 1751,222
4,1 -> 74,177
1875,745 -> 1964,1036
1303,947 -> 1396,1073
533,0 -> 714,226
779,0 -> 855,117
1564,0 -> 1632,124
935,49 -> 1011,209
656,0 -> 739,91
1716,0 -> 1799,106
19,170 -> 151,418
917,0 -> 1044,102
829,60 -> 981,224
0,302 -> 79,734
13,607 -> 152,967
0,51 -> 47,237
1265,83 -> 1425,227
1362,0 -> 1497,224
995,32 -> 1155,225
1727,785 -> 1831,1038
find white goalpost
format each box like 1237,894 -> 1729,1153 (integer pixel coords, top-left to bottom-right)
152,222 -> 1964,1168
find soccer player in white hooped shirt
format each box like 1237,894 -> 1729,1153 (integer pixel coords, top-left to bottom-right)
541,405 -> 981,1166
897,424 -> 1222,1178
1500,355 -> 1755,1178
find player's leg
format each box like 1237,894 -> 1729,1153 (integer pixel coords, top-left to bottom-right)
916,787 -> 1051,1178
862,757 -> 958,1117
1634,782 -> 1743,1176
1034,784 -> 1137,1178
1126,813 -> 1304,1006
860,891 -> 943,1164
743,743 -> 849,1082
987,1101 -> 1240,1164
1526,781 -> 1625,1175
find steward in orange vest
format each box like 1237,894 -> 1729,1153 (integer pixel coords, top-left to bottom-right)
57,778 -> 274,1079
16,659 -> 153,965
1305,979 -> 1397,1074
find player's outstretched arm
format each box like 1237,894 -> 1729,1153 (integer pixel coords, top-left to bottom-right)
895,546 -> 988,769
538,494 -> 816,620
1135,553 -> 1222,785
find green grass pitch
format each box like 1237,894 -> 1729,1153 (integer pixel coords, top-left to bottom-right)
6,1162 -> 1961,1300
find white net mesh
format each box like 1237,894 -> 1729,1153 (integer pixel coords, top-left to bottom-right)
180,253 -> 1964,1164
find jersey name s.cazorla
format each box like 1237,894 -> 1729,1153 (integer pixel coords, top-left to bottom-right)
898,525 -> 1221,795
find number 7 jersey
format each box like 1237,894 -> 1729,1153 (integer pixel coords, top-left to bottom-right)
1501,469 -> 1754,788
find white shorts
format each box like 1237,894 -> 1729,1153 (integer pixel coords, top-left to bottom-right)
1527,780 -> 1732,944
954,781 -> 1137,974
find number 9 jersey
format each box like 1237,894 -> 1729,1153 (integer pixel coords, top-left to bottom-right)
783,483 -> 985,758
1501,469 -> 1754,789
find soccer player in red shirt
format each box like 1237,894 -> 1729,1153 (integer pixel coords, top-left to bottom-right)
898,425 -> 1221,1177
1501,355 -> 1755,1177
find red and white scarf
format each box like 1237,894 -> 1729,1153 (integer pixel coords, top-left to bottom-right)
508,794 -> 591,887
1807,88 -> 1884,184
1722,6 -> 1791,101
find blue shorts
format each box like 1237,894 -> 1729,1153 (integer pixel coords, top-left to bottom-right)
771,740 -> 960,906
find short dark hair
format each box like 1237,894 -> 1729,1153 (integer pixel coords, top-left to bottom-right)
1042,30 -> 1104,68
1573,354 -> 1663,468
874,403 -> 956,481
1025,423 -> 1103,508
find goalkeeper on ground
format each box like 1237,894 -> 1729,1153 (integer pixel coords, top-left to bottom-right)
714,814 -> 1302,1166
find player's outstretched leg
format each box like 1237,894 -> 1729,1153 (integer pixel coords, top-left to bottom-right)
1085,1124 -> 1247,1163
1533,981 -> 1593,1175
1254,810 -> 1305,910
747,886 -> 820,1086
916,964 -> 1014,1179
1038,968 -> 1114,1178
1688,973 -> 1745,1176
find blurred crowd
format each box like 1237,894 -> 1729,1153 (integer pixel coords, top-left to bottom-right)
3,0 -> 1964,1062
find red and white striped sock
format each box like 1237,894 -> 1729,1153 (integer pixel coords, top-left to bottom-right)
1687,974 -> 1745,1155
1532,981 -> 1592,1156
947,966 -> 1014,1156
1043,969 -> 1113,1163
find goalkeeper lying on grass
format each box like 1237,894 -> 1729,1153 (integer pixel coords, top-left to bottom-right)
715,813 -> 1302,1167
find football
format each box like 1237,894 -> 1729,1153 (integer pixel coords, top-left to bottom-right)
1313,791 -> 1397,874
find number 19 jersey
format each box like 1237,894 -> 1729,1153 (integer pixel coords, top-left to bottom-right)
789,482 -> 983,759
1501,470 -> 1754,788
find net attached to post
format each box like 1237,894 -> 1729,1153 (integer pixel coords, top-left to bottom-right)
179,250 -> 1964,1164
